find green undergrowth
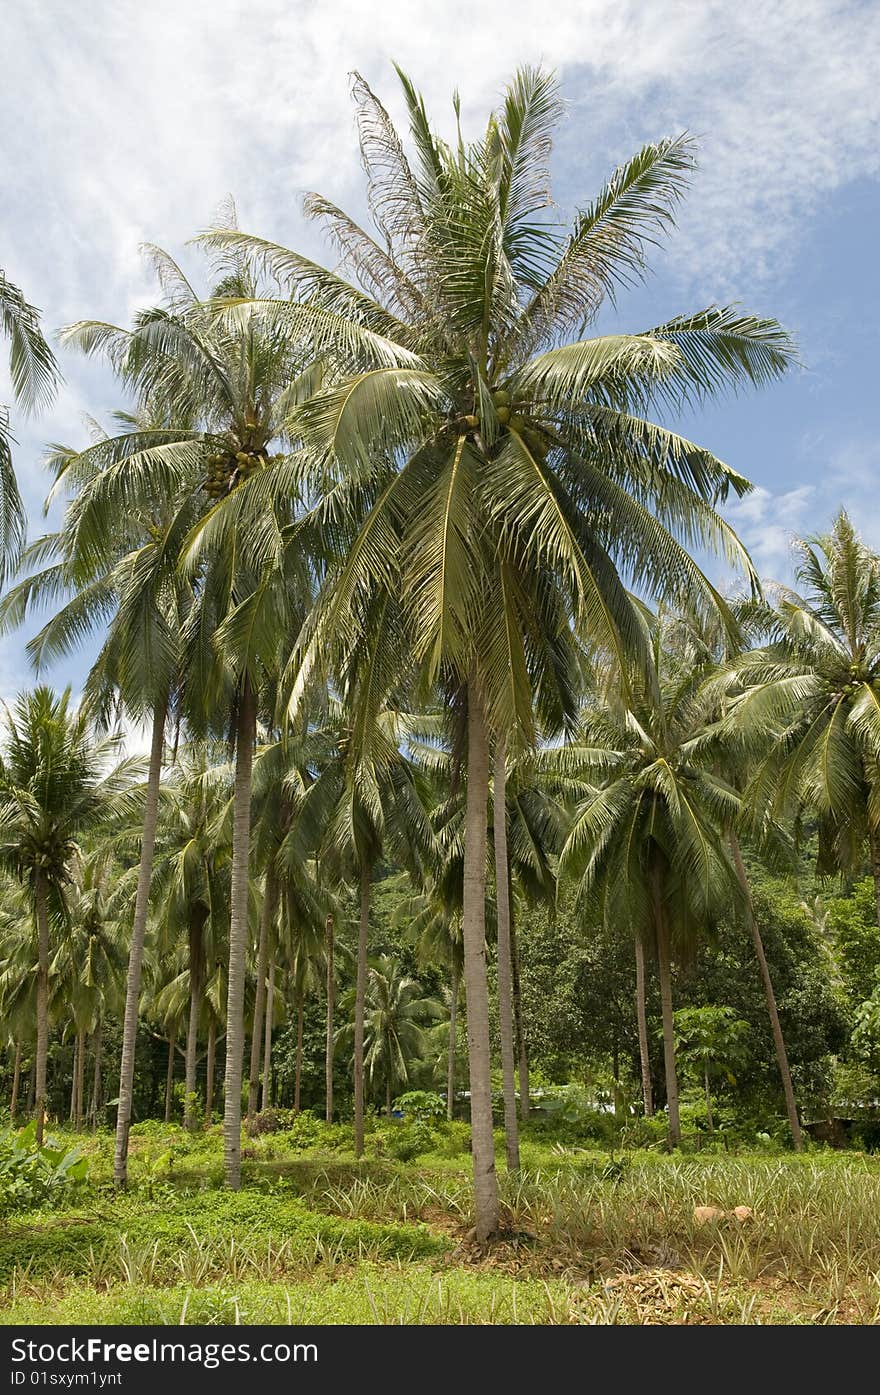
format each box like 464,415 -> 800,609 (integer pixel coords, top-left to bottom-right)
5,1126 -> 880,1324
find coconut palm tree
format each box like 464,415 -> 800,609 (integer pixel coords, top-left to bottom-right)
660,606 -> 804,1149
150,746 -> 232,1128
275,657 -> 433,1155
0,269 -> 60,581
559,630 -> 746,1146
205,66 -> 794,1232
0,405 -> 203,1180
49,849 -> 127,1130
722,512 -> 880,930
0,687 -> 139,1141
351,954 -> 442,1116
0,877 -> 35,1119
55,231 -> 317,1186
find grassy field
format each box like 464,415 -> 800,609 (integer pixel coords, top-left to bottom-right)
3,1121 -> 880,1325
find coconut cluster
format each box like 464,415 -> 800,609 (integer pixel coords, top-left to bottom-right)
203,448 -> 268,499
460,388 -> 547,457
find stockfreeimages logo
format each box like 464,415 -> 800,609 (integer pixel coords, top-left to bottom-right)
10,1337 -> 317,1373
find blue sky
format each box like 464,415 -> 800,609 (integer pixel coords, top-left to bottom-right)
2,0 -> 879,721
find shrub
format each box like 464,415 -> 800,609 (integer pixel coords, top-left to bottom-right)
246,1108 -> 296,1136
392,1090 -> 445,1123
434,1120 -> 471,1156
382,1120 -> 435,1163
0,1122 -> 89,1214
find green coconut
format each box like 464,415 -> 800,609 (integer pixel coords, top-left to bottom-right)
492,388 -> 511,408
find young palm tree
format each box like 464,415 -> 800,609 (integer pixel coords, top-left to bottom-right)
0,270 -> 60,581
724,512 -> 880,929
207,67 -> 794,1232
559,635 -> 744,1146
0,688 -> 139,1141
353,954 -> 442,1116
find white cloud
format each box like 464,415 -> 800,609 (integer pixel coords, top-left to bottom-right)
724,483 -> 815,582
723,426 -> 880,587
1,0 -> 878,685
4,0 -> 878,320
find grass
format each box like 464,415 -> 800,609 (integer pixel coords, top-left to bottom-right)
4,1122 -> 880,1324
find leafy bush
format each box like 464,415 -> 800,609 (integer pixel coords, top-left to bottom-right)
434,1120 -> 471,1156
381,1120 -> 436,1163
392,1091 -> 445,1123
246,1108 -> 297,1136
0,1122 -> 89,1213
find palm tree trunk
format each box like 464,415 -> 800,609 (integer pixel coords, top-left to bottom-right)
10,1041 -> 21,1119
114,696 -> 166,1184
248,869 -> 276,1121
294,991 -> 304,1114
164,1028 -> 176,1123
386,1075 -> 392,1118
205,1020 -> 216,1126
870,826 -> 880,932
704,1066 -> 714,1133
75,1030 -> 85,1132
223,677 -> 257,1187
325,914 -> 335,1124
462,682 -> 500,1241
90,1023 -> 102,1131
261,957 -> 275,1112
69,1039 -> 77,1123
509,907 -> 530,1122
729,833 -> 803,1151
493,740 -> 519,1172
34,870 -> 50,1145
447,962 -> 459,1121
184,913 -> 204,1131
651,863 -> 680,1148
354,864 -> 371,1158
634,934 -> 654,1116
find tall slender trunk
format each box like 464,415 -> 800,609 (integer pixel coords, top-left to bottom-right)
870,826 -> 880,932
386,1075 -> 392,1118
354,864 -> 371,1157
261,957 -> 275,1112
652,863 -> 680,1148
205,1020 -> 216,1127
90,1023 -> 102,1131
34,871 -> 50,1145
248,868 -> 276,1120
69,1038 -> 78,1123
493,740 -> 519,1172
294,991 -> 304,1114
184,911 -> 205,1131
75,1030 -> 85,1132
223,677 -> 257,1189
509,907 -> 530,1122
462,682 -> 500,1241
447,962 -> 460,1121
164,1029 -> 176,1123
634,934 -> 654,1117
10,1041 -> 21,1119
114,697 -> 167,1184
729,833 -> 803,1151
704,1066 -> 714,1133
325,914 -> 334,1124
